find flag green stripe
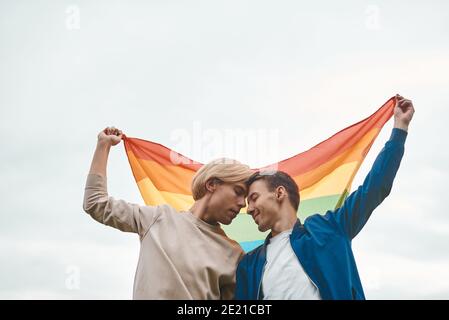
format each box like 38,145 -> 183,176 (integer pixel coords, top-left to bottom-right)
298,193 -> 348,220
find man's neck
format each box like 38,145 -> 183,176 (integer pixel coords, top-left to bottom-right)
271,209 -> 297,237
189,199 -> 218,225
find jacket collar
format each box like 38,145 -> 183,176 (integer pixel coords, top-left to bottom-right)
262,218 -> 304,246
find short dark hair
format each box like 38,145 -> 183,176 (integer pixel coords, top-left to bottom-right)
246,171 -> 300,211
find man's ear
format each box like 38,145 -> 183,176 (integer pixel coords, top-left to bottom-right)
205,178 -> 218,193
275,186 -> 287,201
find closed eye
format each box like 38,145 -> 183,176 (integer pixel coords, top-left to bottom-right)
234,187 -> 245,197
249,193 -> 258,203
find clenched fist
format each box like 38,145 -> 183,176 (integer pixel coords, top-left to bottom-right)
98,126 -> 123,146
394,94 -> 415,132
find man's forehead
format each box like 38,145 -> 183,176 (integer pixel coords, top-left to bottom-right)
248,179 -> 268,194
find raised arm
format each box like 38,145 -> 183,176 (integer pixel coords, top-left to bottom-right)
324,95 -> 415,239
89,127 -> 123,177
83,127 -> 160,237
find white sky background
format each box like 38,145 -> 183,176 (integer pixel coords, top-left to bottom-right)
0,0 -> 448,299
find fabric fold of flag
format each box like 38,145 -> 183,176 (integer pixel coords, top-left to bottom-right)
123,97 -> 396,252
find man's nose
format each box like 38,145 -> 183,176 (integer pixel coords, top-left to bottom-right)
247,205 -> 254,216
237,196 -> 246,208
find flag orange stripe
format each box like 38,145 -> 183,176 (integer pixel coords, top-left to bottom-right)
127,150 -> 195,195
293,127 -> 379,190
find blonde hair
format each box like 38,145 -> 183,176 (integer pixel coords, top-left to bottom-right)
191,158 -> 253,200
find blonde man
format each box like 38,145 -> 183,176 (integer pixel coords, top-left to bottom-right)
83,127 -> 253,299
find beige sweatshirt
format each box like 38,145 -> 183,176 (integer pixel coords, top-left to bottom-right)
83,174 -> 244,300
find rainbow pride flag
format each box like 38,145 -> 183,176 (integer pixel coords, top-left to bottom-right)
123,97 -> 396,252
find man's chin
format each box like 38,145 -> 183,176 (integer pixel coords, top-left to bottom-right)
220,217 -> 233,225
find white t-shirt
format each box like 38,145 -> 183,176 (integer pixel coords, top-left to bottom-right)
262,229 -> 322,300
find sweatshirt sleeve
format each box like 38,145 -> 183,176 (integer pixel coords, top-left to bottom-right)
83,173 -> 161,238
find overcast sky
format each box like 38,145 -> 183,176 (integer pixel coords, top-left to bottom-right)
1,0 -> 449,299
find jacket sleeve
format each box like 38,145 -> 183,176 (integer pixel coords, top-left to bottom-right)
83,173 -> 161,238
325,128 -> 407,240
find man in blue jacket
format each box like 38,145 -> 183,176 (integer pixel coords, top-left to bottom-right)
235,94 -> 415,300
